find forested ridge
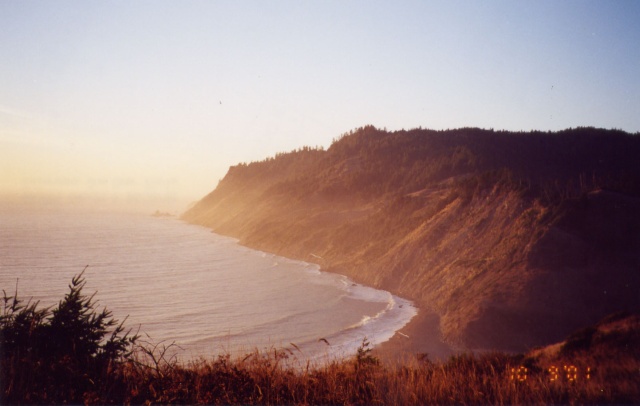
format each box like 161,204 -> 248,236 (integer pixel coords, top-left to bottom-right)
183,126 -> 640,351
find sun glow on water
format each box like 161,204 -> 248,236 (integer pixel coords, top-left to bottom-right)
0,209 -> 416,362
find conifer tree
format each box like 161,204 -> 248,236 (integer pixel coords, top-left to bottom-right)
0,269 -> 137,403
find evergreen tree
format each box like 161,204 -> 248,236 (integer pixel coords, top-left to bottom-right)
0,269 -> 137,404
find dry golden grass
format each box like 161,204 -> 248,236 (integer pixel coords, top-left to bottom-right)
73,340 -> 637,405
3,331 -> 638,404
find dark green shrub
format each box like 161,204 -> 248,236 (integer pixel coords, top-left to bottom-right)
0,269 -> 137,404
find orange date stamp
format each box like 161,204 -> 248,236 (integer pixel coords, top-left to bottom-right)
510,365 -> 592,382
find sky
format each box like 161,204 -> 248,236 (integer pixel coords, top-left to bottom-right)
1,1 -> 639,212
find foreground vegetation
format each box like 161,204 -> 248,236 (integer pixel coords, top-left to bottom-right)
2,273 -> 639,404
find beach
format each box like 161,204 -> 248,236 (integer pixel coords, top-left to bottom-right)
373,309 -> 456,365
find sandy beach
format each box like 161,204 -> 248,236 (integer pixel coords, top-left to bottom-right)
373,309 -> 456,365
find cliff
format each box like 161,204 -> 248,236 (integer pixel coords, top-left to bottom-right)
182,126 -> 640,352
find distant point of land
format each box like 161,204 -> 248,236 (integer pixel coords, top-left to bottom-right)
152,210 -> 174,218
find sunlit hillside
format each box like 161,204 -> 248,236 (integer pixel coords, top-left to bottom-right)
183,126 -> 640,351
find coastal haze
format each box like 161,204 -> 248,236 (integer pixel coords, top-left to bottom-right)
1,1 -> 639,211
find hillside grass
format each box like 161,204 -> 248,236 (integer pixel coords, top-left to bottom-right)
4,339 -> 638,404
102,344 -> 638,405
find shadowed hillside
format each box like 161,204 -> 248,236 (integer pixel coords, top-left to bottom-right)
183,126 -> 640,352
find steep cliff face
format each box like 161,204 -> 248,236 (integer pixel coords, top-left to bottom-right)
183,127 -> 640,351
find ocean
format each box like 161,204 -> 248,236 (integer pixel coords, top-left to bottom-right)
0,207 -> 416,363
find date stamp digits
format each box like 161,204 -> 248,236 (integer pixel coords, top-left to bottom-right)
510,365 -> 591,382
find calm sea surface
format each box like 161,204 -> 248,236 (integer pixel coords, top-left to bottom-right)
0,207 -> 416,362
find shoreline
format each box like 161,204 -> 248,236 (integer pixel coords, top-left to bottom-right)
178,225 -> 422,364
183,221 -> 455,363
372,309 -> 456,365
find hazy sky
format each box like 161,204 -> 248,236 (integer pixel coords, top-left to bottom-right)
1,1 -> 639,211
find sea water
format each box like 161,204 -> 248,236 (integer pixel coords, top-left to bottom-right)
0,207 -> 416,363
